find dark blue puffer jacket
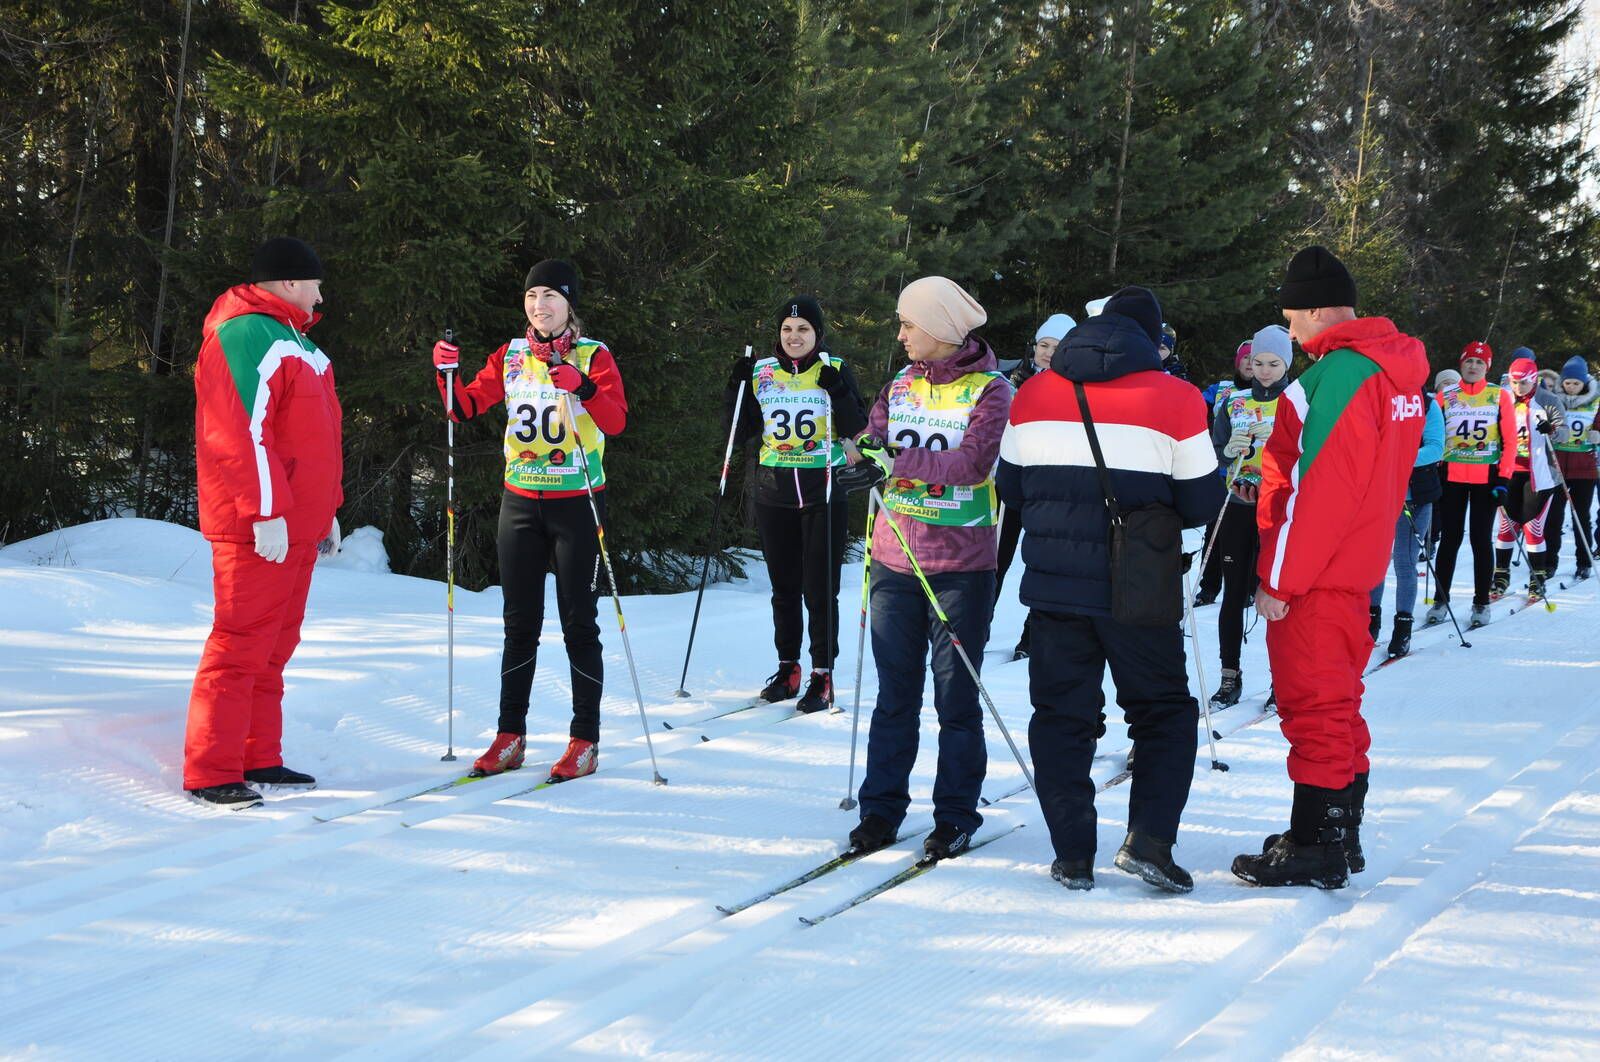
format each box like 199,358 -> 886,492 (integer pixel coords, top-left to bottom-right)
996,312 -> 1225,617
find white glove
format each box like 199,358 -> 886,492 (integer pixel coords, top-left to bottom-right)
318,516 -> 341,557
1587,428 -> 1600,446
1222,431 -> 1251,459
1247,420 -> 1274,440
253,517 -> 289,564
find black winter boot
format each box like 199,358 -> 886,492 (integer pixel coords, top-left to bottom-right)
1231,783 -> 1352,889
1114,831 -> 1193,893
1051,857 -> 1095,891
187,783 -> 264,810
922,822 -> 972,863
796,670 -> 834,713
1346,772 -> 1368,874
1209,669 -> 1242,708
1385,614 -> 1412,659
244,764 -> 316,789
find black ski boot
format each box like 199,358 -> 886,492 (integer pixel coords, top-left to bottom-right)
187,782 -> 264,810
1527,567 -> 1548,601
760,661 -> 802,703
1368,605 -> 1382,642
795,670 -> 834,714
922,822 -> 971,863
1385,613 -> 1412,659
1193,588 -> 1218,607
1346,772 -> 1368,874
244,764 -> 316,789
1231,783 -> 1352,889
1490,549 -> 1512,600
1209,668 -> 1242,709
844,813 -> 895,858
1050,857 -> 1094,891
1114,831 -> 1193,893
1576,566 -> 1593,583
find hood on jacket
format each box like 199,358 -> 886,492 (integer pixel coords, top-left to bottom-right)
203,283 -> 319,337
1052,311 -> 1163,384
906,333 -> 998,384
1559,377 -> 1599,409
1301,316 -> 1426,396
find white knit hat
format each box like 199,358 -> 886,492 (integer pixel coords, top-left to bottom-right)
1034,313 -> 1076,343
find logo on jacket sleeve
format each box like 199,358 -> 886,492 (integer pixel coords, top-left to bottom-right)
1391,394 -> 1423,421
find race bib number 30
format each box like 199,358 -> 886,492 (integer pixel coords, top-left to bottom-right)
502,341 -> 606,490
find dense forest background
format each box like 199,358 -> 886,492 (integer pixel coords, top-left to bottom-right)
4,0 -> 1598,589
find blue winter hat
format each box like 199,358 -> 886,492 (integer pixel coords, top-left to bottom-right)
1510,346 -> 1535,363
1101,286 -> 1163,345
1562,355 -> 1590,382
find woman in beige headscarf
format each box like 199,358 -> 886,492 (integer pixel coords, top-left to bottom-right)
835,275 -> 1013,864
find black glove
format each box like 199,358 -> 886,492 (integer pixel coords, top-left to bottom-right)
726,357 -> 753,391
835,460 -> 886,494
1536,417 -> 1557,435
817,362 -> 847,396
1181,551 -> 1195,573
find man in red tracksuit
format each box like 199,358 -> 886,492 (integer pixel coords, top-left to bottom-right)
183,237 -> 344,809
1232,246 -> 1428,889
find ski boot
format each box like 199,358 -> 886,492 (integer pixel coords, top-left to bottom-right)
1193,588 -> 1218,607
244,764 -> 317,790
1489,567 -> 1510,601
1011,615 -> 1032,662
1346,772 -> 1368,874
1423,601 -> 1450,628
470,732 -> 526,777
1527,567 -> 1547,602
1209,668 -> 1242,709
759,661 -> 802,703
1368,604 -> 1382,643
1575,566 -> 1593,583
1113,831 -> 1193,893
845,813 -> 896,858
922,822 -> 971,863
1469,604 -> 1490,629
186,782 -> 264,810
796,669 -> 834,714
1231,783 -> 1352,889
1050,857 -> 1095,891
1385,613 -> 1412,659
547,737 -> 597,783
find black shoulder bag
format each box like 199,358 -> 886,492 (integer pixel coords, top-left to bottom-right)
1073,381 -> 1184,626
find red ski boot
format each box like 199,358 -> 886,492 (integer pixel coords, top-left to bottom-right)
547,738 -> 598,783
470,732 -> 526,777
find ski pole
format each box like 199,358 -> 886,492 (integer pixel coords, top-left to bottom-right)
673,344 -> 753,698
1182,561 -> 1228,771
867,488 -> 1037,795
1192,453 -> 1244,592
839,491 -> 877,810
822,351 -> 836,708
440,328 -> 458,763
553,355 -> 667,785
1404,507 -> 1471,648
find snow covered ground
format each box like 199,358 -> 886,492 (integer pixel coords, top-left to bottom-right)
1,517 -> 1597,1059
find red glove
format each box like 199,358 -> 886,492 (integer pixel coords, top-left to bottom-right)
432,340 -> 460,371
549,363 -> 596,399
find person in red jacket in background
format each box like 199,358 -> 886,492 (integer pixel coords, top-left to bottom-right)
1232,246 -> 1427,889
184,237 -> 344,809
431,260 -> 628,783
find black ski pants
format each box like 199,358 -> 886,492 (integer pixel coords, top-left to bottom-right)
1215,501 -> 1259,671
1028,609 -> 1198,861
1434,479 -> 1497,608
755,500 -> 848,669
497,490 -> 605,742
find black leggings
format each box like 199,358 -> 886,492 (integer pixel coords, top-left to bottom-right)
497,490 -> 605,741
755,500 -> 849,669
1216,502 -> 1259,671
1434,479 -> 1497,607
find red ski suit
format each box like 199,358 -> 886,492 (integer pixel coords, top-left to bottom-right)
1255,318 -> 1428,789
184,285 -> 343,789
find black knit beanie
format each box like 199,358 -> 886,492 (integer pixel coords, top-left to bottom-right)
1280,245 -> 1357,310
778,294 -> 826,339
250,237 -> 323,283
1102,285 -> 1163,345
524,259 -> 580,306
